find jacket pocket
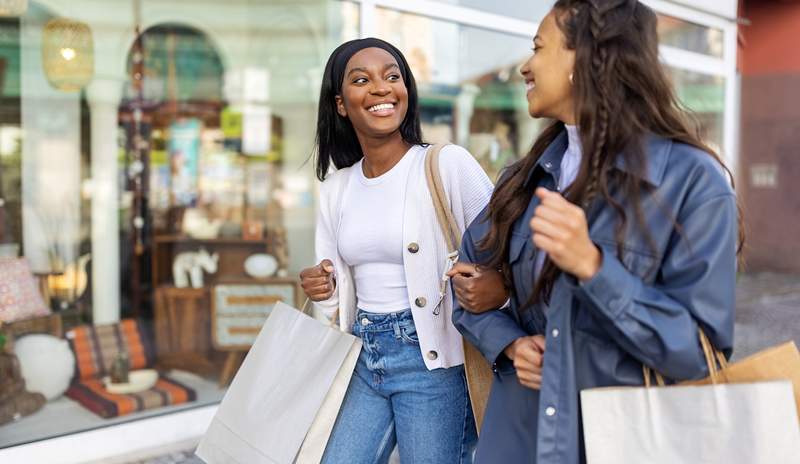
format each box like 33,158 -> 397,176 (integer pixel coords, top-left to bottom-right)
593,238 -> 659,283
571,242 -> 658,337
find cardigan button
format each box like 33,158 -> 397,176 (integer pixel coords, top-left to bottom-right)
407,242 -> 420,254
427,351 -> 438,360
415,297 -> 427,308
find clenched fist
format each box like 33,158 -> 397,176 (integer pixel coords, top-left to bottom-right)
300,259 -> 336,301
504,335 -> 546,390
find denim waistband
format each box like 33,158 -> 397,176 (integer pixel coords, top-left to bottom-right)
355,308 -> 413,332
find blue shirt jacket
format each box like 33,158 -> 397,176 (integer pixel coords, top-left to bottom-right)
453,130 -> 738,464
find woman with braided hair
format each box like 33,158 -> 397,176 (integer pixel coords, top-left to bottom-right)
449,1 -> 743,462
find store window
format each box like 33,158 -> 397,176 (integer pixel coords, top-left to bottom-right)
667,67 -> 725,154
657,13 -> 724,58
374,8 -> 539,181
0,0 -> 353,450
430,0 -> 552,22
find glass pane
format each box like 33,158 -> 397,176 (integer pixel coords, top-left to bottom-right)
668,67 -> 725,154
0,0 -> 353,450
657,13 -> 724,58
429,0 -> 553,23
341,0 -> 360,42
375,8 -> 540,181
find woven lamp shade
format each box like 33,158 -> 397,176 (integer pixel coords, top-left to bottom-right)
0,0 -> 27,16
42,18 -> 94,92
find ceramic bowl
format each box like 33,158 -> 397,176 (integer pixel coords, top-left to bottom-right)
103,369 -> 158,394
244,253 -> 278,278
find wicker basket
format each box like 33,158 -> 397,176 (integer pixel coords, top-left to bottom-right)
0,351 -> 46,425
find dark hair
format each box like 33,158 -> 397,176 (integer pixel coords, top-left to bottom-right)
313,38 -> 425,181
480,0 -> 745,305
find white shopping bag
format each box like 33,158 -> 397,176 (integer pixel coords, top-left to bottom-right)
581,380 -> 800,464
196,301 -> 361,464
582,331 -> 800,464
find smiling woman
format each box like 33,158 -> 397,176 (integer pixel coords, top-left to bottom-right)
335,48 -> 410,162
312,38 -> 425,182
298,37 -> 503,463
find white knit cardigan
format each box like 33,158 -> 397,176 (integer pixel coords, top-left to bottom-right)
313,144 -> 493,370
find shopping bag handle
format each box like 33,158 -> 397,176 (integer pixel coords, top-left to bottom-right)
643,328 -> 728,387
301,298 -> 341,329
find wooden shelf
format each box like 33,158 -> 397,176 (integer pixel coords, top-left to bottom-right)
151,235 -> 271,289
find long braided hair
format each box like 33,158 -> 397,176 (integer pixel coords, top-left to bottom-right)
479,0 -> 744,305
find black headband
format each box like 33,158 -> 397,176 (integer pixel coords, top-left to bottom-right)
330,38 -> 409,95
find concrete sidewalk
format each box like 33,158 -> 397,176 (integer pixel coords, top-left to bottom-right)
733,272 -> 800,360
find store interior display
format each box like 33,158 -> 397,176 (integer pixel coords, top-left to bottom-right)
243,253 -> 278,279
41,17 -> 94,92
64,319 -> 196,419
45,253 -> 90,311
181,208 -> 223,239
0,348 -> 45,426
171,248 -> 219,289
103,369 -> 158,395
0,257 -> 51,324
153,286 -> 214,376
13,333 -> 74,400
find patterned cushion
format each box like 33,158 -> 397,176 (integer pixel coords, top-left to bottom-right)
66,319 -> 155,380
65,319 -> 195,418
65,376 -> 196,418
0,258 -> 50,323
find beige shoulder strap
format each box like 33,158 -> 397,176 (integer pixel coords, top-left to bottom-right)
424,144 -> 461,253
425,143 -> 493,433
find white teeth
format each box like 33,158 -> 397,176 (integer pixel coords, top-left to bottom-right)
526,82 -> 535,91
369,103 -> 394,112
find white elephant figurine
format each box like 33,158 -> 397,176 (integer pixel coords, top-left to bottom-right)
172,249 -> 219,288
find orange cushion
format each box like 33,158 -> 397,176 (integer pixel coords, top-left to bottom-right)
66,319 -> 154,381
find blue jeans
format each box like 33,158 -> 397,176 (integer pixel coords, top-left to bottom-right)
321,309 -> 477,464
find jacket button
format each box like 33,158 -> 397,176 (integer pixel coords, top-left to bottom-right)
415,297 -> 427,308
407,242 -> 419,253
427,351 -> 438,360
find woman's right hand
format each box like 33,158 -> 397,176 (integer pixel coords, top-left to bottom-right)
300,259 -> 336,301
447,262 -> 509,314
503,335 -> 546,390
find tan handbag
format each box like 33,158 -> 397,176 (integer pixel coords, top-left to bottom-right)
679,331 -> 800,421
424,143 -> 493,432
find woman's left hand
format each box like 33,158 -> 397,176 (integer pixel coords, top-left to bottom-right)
530,188 -> 602,282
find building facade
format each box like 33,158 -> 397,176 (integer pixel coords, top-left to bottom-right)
739,0 -> 800,273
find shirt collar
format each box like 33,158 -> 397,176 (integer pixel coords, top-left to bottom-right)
523,128 -> 671,188
525,130 -> 568,186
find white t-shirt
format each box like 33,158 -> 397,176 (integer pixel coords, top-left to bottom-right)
338,145 -> 422,313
